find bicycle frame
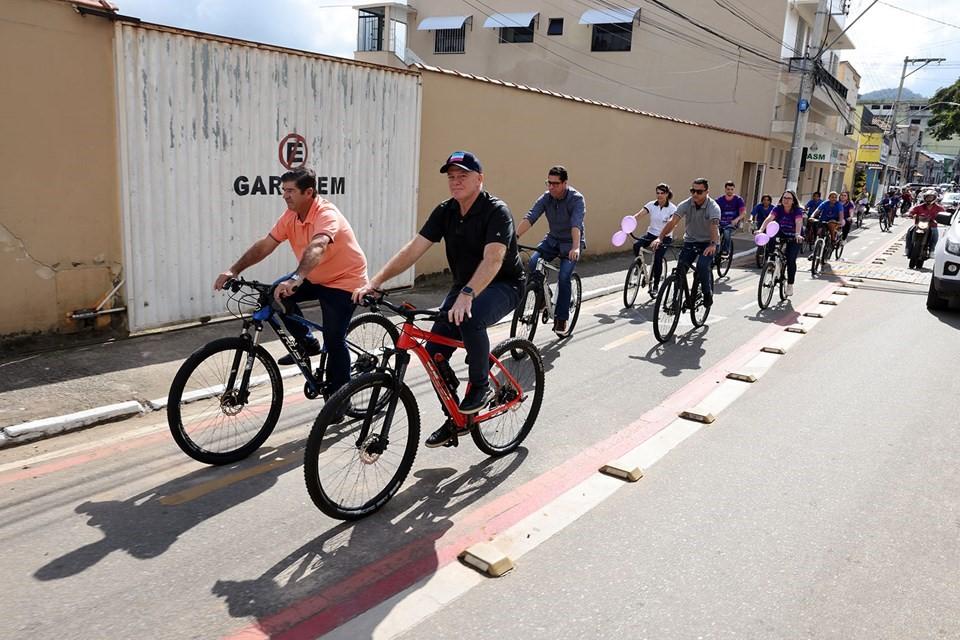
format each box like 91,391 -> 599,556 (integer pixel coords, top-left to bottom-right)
389,322 -> 525,430
529,256 -> 561,320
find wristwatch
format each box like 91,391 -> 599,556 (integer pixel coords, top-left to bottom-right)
460,286 -> 475,299
288,274 -> 302,282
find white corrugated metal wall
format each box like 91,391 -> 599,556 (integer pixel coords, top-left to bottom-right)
115,23 -> 420,332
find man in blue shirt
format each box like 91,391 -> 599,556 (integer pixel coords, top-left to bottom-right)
716,180 -> 747,256
516,166 -> 586,336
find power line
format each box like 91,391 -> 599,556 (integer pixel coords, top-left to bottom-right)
878,1 -> 960,31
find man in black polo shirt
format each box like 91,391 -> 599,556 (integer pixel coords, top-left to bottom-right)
353,150 -> 524,447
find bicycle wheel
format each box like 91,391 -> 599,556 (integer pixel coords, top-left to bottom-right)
623,259 -> 643,308
879,212 -> 889,232
510,286 -> 541,342
565,273 -> 583,335
168,337 -> 282,465
757,261 -> 776,309
303,372 -> 420,520
690,278 -> 710,327
716,245 -> 733,278
811,239 -> 824,276
834,239 -> 844,259
471,337 -> 545,456
347,312 -> 400,377
653,274 -> 681,343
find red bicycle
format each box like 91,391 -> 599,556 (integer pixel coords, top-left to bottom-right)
303,294 -> 545,520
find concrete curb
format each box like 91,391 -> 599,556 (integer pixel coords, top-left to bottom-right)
0,283 -> 626,449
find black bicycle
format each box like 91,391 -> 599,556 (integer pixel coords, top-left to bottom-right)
167,277 -> 399,465
715,225 -> 738,278
757,237 -> 791,309
653,245 -> 712,343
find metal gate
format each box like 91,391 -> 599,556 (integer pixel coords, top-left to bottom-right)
115,23 -> 420,332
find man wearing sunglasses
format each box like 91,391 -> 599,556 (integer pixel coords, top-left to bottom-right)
650,178 -> 721,308
516,165 -> 587,336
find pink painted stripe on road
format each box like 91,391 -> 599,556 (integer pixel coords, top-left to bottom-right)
224,281 -> 845,640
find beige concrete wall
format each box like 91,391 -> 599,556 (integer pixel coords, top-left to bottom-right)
407,0 -> 785,138
415,68 -> 767,277
0,0 -> 121,338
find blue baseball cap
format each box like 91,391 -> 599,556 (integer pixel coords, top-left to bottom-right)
440,150 -> 482,174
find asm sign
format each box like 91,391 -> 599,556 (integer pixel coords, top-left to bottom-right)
233,133 -> 346,196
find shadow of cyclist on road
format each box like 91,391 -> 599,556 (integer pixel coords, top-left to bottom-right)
632,325 -> 709,377
33,439 -> 305,581
211,449 -> 528,633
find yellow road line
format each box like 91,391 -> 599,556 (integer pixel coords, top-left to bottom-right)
600,329 -> 650,351
159,454 -> 298,505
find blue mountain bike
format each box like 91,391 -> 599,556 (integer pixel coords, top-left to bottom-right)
167,277 -> 398,465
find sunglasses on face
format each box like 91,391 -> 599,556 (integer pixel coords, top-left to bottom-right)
690,188 -> 706,194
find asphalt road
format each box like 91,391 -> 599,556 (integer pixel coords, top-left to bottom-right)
1,219 -> 951,640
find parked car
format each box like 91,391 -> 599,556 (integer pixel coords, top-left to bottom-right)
927,209 -> 960,310
940,192 -> 960,213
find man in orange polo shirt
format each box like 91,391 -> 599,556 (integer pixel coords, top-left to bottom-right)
214,167 -> 368,394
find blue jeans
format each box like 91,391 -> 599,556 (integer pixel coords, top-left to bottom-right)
678,241 -> 714,306
426,282 -> 522,387
280,281 -> 355,394
530,239 -> 578,321
632,233 -> 672,286
720,225 -> 736,255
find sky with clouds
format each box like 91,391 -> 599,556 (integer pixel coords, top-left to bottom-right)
116,0 -> 960,98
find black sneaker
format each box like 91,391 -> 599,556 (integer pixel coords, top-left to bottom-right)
553,319 -> 568,336
459,383 -> 493,414
425,420 -> 458,448
278,340 -> 321,365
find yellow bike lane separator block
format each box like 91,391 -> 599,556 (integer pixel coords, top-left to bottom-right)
458,542 -> 514,577
726,350 -> 782,383
598,463 -> 644,482
679,378 -> 754,425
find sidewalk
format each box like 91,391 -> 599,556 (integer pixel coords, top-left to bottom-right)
0,237 -> 762,448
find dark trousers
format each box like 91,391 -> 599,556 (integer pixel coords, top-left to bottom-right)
425,282 -> 521,387
778,236 -> 802,284
280,281 -> 355,393
678,241 -> 714,305
632,233 -> 672,285
841,218 -> 852,240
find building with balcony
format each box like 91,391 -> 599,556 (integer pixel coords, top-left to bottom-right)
351,1 -> 859,202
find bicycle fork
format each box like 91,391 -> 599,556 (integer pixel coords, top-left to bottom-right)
354,350 -> 409,452
226,323 -> 262,405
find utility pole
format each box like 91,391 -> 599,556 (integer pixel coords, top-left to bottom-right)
888,56 -> 945,183
785,0 -> 830,193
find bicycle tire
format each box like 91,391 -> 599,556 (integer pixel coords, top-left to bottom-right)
834,239 -> 844,259
471,337 -> 544,457
690,277 -> 710,328
564,273 -> 583,336
653,274 -> 681,343
716,246 -> 733,278
347,312 -> 400,377
623,259 -> 643,308
811,239 -> 824,276
510,285 -> 541,342
303,372 -> 420,520
879,213 -> 890,232
168,337 -> 282,465
778,263 -> 788,301
757,262 -> 776,309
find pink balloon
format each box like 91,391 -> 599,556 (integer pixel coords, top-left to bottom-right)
620,215 -> 638,234
754,233 -> 770,246
766,221 -> 780,236
612,230 -> 628,247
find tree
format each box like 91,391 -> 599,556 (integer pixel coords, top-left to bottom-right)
927,77 -> 960,141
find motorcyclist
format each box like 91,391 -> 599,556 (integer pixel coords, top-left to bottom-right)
906,189 -> 943,269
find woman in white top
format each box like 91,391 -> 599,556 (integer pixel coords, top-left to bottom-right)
630,183 -> 677,294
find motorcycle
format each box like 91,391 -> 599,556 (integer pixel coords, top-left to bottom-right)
909,219 -> 931,270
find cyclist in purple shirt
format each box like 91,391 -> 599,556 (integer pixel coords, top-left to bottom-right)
717,180 -> 747,256
758,190 -> 804,297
